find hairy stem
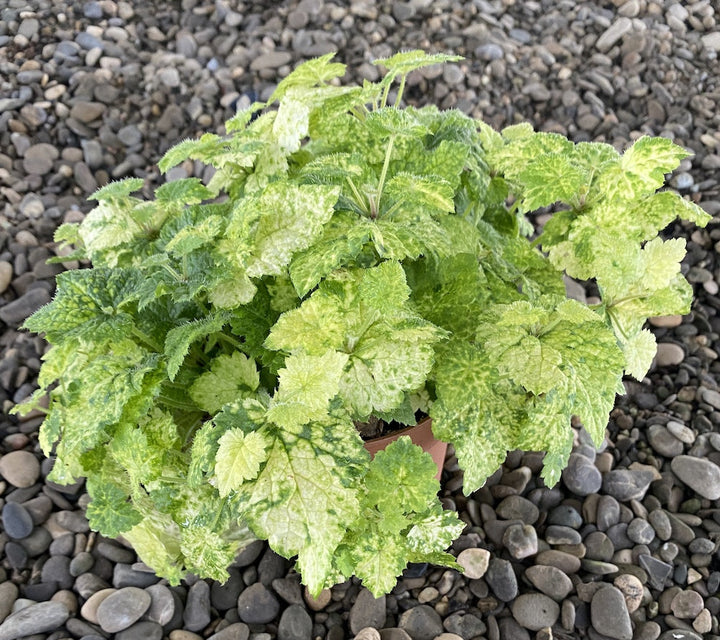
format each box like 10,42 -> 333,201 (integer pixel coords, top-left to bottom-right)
375,135 -> 396,217
132,327 -> 162,352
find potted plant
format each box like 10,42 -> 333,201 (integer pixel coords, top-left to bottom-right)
14,51 -> 709,597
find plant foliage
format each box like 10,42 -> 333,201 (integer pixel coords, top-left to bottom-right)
15,50 -> 709,596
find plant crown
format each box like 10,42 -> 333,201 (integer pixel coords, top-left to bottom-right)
15,51 -> 710,596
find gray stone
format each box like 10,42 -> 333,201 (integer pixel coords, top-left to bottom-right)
496,495 -> 539,524
70,551 -> 95,576
70,101 -> 106,123
584,531 -> 614,562
498,617 -> 531,640
116,620 -> 162,640
2,502 -> 34,539
485,557 -> 518,602
18,18 -> 40,39
113,562 -> 159,588
118,125 -> 142,147
56,510 -> 90,533
398,605 -> 443,640
0,98 -> 27,112
74,162 -> 98,193
670,590 -> 704,618
524,565 -> 573,601
237,583 -> 279,625
271,576 -> 303,605
208,623 -> 251,640
591,586 -> 632,640
655,343 -> 685,366
627,518 -> 655,544
41,555 -> 74,589
602,469 -> 654,502
648,510 -> 672,540
75,572 -> 111,599
443,613 -> 486,639
544,524 -> 582,545
502,523 -> 538,559
349,589 -> 386,635
278,604 -> 312,640
670,455 -> 720,499
595,17 -> 633,52
647,425 -> 684,457
184,580 -> 211,632
0,451 -> 41,487
83,1 -> 104,19
176,32 -> 198,57
702,389 -> 720,410
0,582 -> 19,624
562,453 -> 602,496
250,51 -> 293,71
511,593 -> 559,631
0,602 -> 69,640
96,587 -> 152,633
456,548 -> 490,579
82,139 -> 104,169
638,554 -> 672,590
76,31 -> 104,50
658,631 -> 702,640
22,143 -> 59,175
212,568 -> 244,610
144,584 -> 175,626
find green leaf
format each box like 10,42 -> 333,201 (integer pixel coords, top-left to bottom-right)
238,418 -> 369,596
164,313 -> 230,381
78,201 -> 144,263
215,429 -> 270,496
366,108 -> 430,139
189,351 -> 260,414
601,237 -> 693,340
515,154 -> 589,212
273,95 -> 311,153
155,178 -> 214,206
158,134 -> 224,173
270,53 -> 347,102
86,473 -> 143,538
383,173 -> 455,214
289,212 -> 373,297
89,178 -> 144,201
267,264 -> 446,419
622,328 -> 657,381
123,514 -> 185,586
266,351 -> 349,427
365,436 -> 439,514
406,254 -> 490,340
620,136 -> 690,192
334,437 -> 463,596
431,340 -> 521,493
373,50 -> 463,76
244,182 -> 341,278
23,268 -> 140,344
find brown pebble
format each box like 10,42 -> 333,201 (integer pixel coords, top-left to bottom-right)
614,574 -> 644,613
304,586 -> 331,611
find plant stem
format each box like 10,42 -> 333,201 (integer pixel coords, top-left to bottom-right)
394,74 -> 407,107
380,74 -> 396,109
345,177 -> 368,215
132,327 -> 162,352
216,332 -> 243,349
375,135 -> 396,217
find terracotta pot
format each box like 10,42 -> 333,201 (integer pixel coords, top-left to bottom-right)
363,417 -> 447,480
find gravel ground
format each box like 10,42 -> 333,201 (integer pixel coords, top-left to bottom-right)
1,1 -> 720,639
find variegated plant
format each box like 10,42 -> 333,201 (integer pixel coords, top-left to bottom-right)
15,51 -> 709,596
